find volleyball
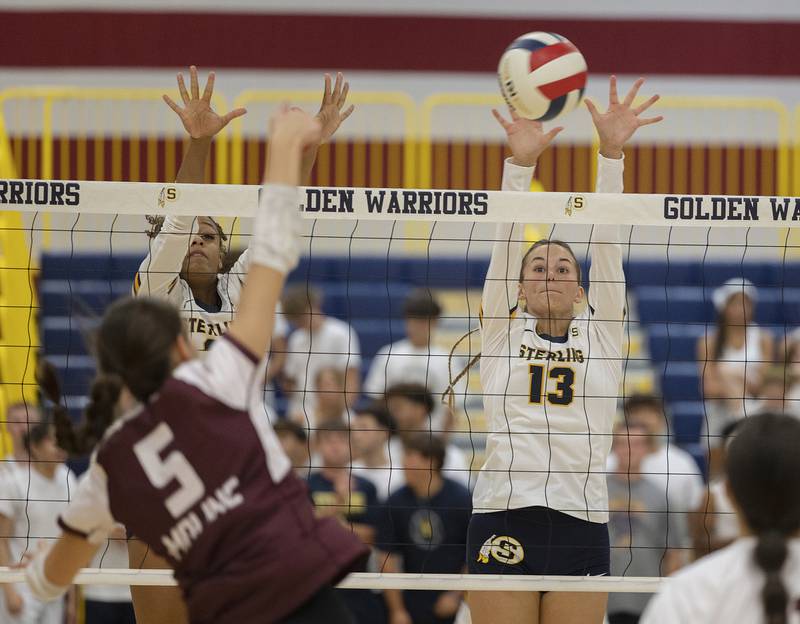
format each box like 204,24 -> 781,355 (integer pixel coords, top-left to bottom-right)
497,31 -> 588,121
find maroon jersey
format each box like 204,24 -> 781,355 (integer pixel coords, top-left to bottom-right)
59,335 -> 368,624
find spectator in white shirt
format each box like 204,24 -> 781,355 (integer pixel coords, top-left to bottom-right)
385,383 -> 471,489
364,289 -> 457,436
350,402 -> 398,501
0,421 -> 76,623
281,285 -> 361,424
608,395 -> 705,514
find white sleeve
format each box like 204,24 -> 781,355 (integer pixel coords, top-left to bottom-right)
0,470 -> 20,520
363,345 -> 390,396
640,582 -> 688,624
134,215 -> 196,297
481,158 -> 534,349
173,334 -> 263,411
342,323 -> 362,369
58,462 -> 116,545
227,247 -> 251,288
587,154 -> 626,350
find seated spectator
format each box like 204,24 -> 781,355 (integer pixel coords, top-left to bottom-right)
274,419 -> 311,478
281,285 -> 361,424
690,421 -> 741,559
306,422 -> 382,624
350,402 -> 398,501
696,278 -> 774,474
377,434 -> 472,624
754,364 -> 800,418
608,395 -> 705,514
385,383 -> 471,489
0,421 -> 76,621
3,403 -> 42,462
607,423 -> 686,624
364,289 -> 457,435
305,367 -> 351,428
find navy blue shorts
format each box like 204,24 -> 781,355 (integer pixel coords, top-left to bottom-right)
467,506 -> 609,577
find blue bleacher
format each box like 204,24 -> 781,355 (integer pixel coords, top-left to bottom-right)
39,254 -> 800,457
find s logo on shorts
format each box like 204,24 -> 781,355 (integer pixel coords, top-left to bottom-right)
476,534 -> 525,565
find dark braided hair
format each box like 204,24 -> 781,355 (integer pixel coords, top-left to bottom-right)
37,297 -> 184,456
726,412 -> 800,624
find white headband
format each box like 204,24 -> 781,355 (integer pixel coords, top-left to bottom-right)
712,278 -> 757,313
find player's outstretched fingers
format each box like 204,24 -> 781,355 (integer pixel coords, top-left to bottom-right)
491,108 -> 511,130
202,71 -> 216,103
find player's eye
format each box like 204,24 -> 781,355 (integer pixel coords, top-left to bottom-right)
201,233 -> 216,242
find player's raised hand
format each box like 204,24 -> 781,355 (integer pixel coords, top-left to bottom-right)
269,105 -> 323,150
316,72 -> 355,144
163,66 -> 247,139
585,76 -> 663,158
492,107 -> 563,168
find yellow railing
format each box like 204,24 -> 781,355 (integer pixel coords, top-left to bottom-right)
230,89 -> 417,187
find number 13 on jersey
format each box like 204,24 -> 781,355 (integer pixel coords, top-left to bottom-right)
528,364 -> 575,406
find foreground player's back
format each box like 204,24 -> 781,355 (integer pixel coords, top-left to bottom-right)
643,537 -> 800,623
81,335 -> 367,623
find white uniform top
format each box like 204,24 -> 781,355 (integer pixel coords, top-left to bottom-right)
708,479 -> 740,544
716,325 -> 765,417
284,316 -> 362,422
642,537 -> 800,624
0,463 -> 76,561
472,155 -> 625,523
133,215 -> 288,352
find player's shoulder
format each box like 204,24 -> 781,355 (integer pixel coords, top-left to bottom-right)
671,538 -> 752,588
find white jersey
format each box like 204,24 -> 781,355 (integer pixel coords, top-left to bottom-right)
642,537 -> 800,624
0,463 -> 76,560
133,215 -> 288,352
284,316 -> 362,421
364,338 -> 464,433
472,155 -> 625,523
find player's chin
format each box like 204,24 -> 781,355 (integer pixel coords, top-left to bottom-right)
530,293 -> 573,317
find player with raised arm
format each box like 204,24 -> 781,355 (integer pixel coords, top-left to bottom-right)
642,412 -> 800,624
135,66 -> 354,352
27,108 -> 369,624
466,77 -> 662,624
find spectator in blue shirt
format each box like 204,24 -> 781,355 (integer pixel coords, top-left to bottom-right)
377,434 -> 472,624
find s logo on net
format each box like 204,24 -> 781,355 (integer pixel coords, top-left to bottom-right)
565,194 -> 585,216
158,186 -> 180,209
477,534 -> 525,565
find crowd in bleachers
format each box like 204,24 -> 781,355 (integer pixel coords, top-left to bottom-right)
25,250 -> 800,624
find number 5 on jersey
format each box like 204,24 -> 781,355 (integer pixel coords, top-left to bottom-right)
528,364 -> 575,406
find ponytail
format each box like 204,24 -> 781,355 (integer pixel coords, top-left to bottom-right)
726,412 -> 800,624
754,530 -> 789,624
37,360 -> 122,457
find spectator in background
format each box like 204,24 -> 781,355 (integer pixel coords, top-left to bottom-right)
0,421 -> 76,622
385,384 -> 471,489
607,423 -> 686,624
608,395 -> 704,516
282,285 -> 361,425
350,402 -> 398,501
274,419 -> 311,478
364,289 -> 457,436
3,402 -> 42,462
754,364 -> 800,418
84,528 -> 135,624
697,278 -> 774,475
377,434 -> 471,624
307,367 -> 351,428
306,422 -> 382,624
690,421 -> 741,559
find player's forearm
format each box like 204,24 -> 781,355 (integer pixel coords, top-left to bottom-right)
175,137 -> 212,184
300,145 -> 319,185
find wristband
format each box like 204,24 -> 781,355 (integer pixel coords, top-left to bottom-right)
250,184 -> 303,274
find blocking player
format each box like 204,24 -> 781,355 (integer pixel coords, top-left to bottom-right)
466,77 -> 662,624
27,107 -> 368,624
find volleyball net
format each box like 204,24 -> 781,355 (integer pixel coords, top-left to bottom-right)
0,179 -> 796,603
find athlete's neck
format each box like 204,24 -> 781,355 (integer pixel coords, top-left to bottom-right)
535,317 -> 572,338
409,472 -> 444,500
192,280 -> 220,309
